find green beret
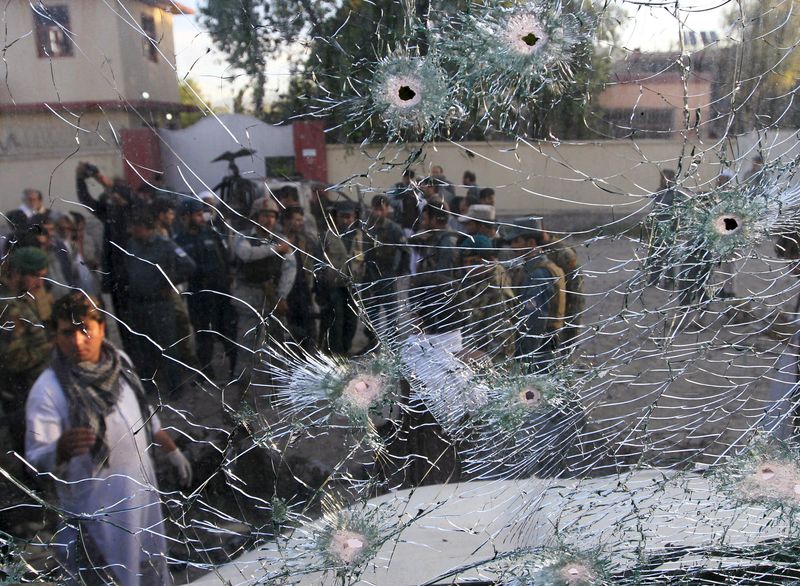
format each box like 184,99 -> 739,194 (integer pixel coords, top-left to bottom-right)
9,247 -> 48,275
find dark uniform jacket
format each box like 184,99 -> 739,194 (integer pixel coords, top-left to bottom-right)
125,234 -> 196,300
175,227 -> 230,293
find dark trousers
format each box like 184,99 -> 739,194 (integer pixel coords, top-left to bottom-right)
320,287 -> 358,355
187,290 -> 238,376
127,299 -> 183,395
676,246 -> 714,308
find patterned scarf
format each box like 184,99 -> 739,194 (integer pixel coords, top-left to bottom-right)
51,340 -> 151,466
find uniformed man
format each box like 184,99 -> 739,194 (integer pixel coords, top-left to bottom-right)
457,234 -> 515,361
362,195 -> 407,342
151,197 -> 199,374
458,204 -> 497,245
0,247 -> 53,454
504,226 -> 566,372
318,201 -> 362,355
282,206 -> 318,348
76,163 -> 135,351
125,210 -> 197,395
176,199 -> 238,380
233,196 -> 296,386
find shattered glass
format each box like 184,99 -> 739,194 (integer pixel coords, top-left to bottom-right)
3,0 -> 800,584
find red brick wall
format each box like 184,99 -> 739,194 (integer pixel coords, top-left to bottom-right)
292,120 -> 328,183
120,128 -> 162,190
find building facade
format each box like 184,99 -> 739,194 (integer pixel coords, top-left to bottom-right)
596,50 -> 720,140
0,0 -> 190,209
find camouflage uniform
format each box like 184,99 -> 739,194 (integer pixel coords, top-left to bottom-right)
507,254 -> 566,372
547,242 -> 584,346
0,282 -> 53,453
318,228 -> 358,354
286,230 -> 318,348
233,229 -> 296,383
459,262 -> 515,360
362,217 -> 407,339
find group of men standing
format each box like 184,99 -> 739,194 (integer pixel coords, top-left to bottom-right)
314,166 -> 585,369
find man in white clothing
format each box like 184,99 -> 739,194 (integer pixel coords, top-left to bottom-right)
25,292 -> 192,585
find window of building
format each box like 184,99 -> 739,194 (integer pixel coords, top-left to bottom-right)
32,4 -> 73,58
141,14 -> 159,63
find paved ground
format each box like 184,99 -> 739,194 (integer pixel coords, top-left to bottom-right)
3,234 -> 798,581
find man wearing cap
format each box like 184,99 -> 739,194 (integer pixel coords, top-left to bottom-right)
0,246 -> 53,454
362,195 -> 407,341
504,226 -> 566,371
458,204 -> 498,244
176,199 -> 238,379
125,210 -> 197,395
233,196 -> 296,384
458,234 -> 514,360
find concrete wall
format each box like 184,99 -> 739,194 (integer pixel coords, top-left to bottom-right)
0,110 -> 128,210
326,139 -> 727,229
117,1 -> 180,103
159,114 -> 294,195
0,0 -> 124,103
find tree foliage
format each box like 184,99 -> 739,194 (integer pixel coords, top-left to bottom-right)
201,0 -> 619,140
722,0 -> 800,132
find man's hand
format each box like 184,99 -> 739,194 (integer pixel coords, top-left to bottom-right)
274,241 -> 290,255
56,428 -> 96,463
166,448 -> 193,488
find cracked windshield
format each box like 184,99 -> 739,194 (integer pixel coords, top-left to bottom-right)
4,0 -> 800,584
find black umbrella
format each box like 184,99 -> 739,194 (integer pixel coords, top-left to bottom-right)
211,148 -> 256,163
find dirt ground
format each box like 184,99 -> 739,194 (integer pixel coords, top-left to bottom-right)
2,234 -> 797,582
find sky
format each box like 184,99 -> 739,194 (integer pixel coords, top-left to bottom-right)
171,1 -> 727,110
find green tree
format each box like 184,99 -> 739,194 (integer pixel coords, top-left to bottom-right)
201,0 -> 341,116
722,0 -> 800,132
179,77 -> 230,127
202,0 -> 617,140
179,77 -> 209,126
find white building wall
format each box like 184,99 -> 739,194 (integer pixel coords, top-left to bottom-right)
159,114 -> 295,195
116,1 -> 180,104
1,0 -> 128,104
326,139 -> 727,229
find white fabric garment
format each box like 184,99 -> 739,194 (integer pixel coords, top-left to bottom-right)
403,330 -> 490,435
25,369 -> 171,586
